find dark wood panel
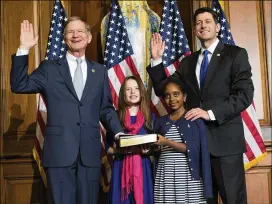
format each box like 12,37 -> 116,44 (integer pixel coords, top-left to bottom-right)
1,158 -> 46,204
1,1 -> 37,157
0,1 -> 46,204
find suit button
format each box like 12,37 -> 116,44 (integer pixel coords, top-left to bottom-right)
79,103 -> 84,107
77,123 -> 86,126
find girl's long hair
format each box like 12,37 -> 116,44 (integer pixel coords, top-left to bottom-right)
118,76 -> 152,130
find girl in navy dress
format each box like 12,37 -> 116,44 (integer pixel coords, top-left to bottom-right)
107,76 -> 154,204
153,78 -> 212,203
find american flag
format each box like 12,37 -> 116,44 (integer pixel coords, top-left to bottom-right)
211,0 -> 267,169
104,0 -> 142,107
33,0 -> 67,185
160,0 -> 191,77
150,0 -> 192,117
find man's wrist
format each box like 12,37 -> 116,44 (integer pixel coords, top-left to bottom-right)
16,47 -> 30,56
19,45 -> 30,50
151,58 -> 162,67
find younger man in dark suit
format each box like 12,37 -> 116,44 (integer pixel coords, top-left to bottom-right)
147,7 -> 254,204
10,17 -> 123,204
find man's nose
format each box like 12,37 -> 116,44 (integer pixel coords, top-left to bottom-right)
72,30 -> 79,37
201,23 -> 207,28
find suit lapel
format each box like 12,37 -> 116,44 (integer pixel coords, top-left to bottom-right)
81,60 -> 94,102
57,58 -> 79,100
187,51 -> 201,96
202,41 -> 224,94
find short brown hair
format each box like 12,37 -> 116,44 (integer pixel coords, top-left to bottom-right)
193,7 -> 219,25
64,16 -> 91,35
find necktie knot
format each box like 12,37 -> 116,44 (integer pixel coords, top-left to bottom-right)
203,50 -> 209,57
76,58 -> 82,65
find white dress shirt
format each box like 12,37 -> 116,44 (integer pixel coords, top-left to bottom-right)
16,49 -> 87,87
150,38 -> 220,121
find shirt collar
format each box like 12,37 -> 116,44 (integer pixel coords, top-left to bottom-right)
66,52 -> 86,62
201,38 -> 219,55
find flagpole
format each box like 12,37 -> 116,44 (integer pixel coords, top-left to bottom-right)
61,0 -> 70,16
33,1 -> 41,110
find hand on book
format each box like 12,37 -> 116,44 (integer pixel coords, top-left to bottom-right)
140,144 -> 150,155
155,135 -> 167,146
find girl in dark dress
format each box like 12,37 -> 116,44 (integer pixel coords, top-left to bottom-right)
107,76 -> 154,204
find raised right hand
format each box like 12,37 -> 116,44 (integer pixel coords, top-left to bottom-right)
19,20 -> 38,50
151,33 -> 165,60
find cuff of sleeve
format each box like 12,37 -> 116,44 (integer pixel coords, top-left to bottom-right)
151,58 -> 163,67
16,48 -> 29,56
207,110 -> 216,121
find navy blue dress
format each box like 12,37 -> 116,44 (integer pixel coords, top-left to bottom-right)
108,116 -> 154,204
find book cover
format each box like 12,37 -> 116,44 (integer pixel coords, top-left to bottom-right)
119,134 -> 158,147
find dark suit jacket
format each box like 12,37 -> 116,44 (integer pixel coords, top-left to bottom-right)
10,54 -> 123,167
147,41 -> 254,156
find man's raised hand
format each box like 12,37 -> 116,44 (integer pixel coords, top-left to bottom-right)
151,33 -> 165,60
19,20 -> 38,50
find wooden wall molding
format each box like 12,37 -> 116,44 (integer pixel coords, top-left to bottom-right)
1,157 -> 46,204
0,1 -> 271,204
256,1 -> 271,126
245,140 -> 271,204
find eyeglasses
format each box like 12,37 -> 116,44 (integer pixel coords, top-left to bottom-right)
65,29 -> 87,35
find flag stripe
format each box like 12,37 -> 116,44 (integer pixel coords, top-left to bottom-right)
242,110 -> 266,153
113,64 -> 126,84
243,122 -> 260,161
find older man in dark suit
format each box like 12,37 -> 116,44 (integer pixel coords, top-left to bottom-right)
147,7 -> 253,204
10,17 -> 123,204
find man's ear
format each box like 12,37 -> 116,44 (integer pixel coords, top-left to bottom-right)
216,23 -> 221,34
88,34 -> 92,44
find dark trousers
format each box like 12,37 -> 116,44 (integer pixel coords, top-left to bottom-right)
46,155 -> 100,204
207,154 -> 247,204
